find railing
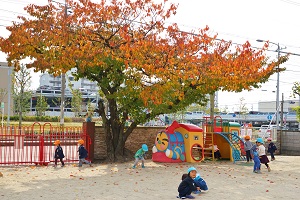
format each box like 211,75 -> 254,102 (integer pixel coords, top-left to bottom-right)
0,123 -> 89,166
240,127 -> 277,141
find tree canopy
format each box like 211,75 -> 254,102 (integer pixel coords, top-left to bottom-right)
0,0 -> 288,161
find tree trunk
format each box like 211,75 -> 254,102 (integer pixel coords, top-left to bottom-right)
18,110 -> 22,133
104,119 -> 137,162
210,93 -> 215,120
104,123 -> 115,162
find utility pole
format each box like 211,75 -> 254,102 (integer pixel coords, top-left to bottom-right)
256,39 -> 285,130
60,0 -> 68,127
7,67 -> 12,127
275,43 -> 280,130
280,93 -> 284,128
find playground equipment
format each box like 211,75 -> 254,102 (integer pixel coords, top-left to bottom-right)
152,121 -> 204,163
152,116 -> 246,163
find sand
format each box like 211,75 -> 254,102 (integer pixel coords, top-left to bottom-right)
0,155 -> 299,200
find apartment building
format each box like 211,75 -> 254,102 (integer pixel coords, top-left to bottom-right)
0,62 -> 13,120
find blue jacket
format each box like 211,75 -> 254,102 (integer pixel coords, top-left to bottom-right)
194,176 -> 208,191
78,145 -> 88,159
54,146 -> 65,159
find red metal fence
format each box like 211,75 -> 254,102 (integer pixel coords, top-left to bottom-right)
0,122 -> 91,166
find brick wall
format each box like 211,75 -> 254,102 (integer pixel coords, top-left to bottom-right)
92,126 -> 300,160
94,126 -> 164,160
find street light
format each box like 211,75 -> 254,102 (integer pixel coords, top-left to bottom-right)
256,39 -> 286,129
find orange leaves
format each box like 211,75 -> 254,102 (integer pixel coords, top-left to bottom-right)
0,0 -> 285,117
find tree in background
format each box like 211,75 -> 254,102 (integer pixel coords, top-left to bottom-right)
292,82 -> 300,121
0,88 -> 7,105
69,84 -> 82,117
0,0 -> 287,161
36,95 -> 48,116
0,89 -> 7,121
238,97 -> 248,120
12,64 -> 32,127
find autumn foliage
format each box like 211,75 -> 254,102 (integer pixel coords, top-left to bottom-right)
0,0 -> 287,161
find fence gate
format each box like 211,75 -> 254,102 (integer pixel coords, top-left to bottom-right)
0,123 -> 91,166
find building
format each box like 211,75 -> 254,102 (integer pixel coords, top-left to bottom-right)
31,68 -> 100,117
0,62 -> 13,124
258,100 -> 299,113
39,68 -> 99,94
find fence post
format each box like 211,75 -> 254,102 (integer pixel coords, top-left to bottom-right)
39,135 -> 45,165
83,122 -> 95,162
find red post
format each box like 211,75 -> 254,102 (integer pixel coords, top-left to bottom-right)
39,135 -> 44,165
82,122 -> 95,162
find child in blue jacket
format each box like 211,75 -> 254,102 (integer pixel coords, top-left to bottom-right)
53,140 -> 65,167
251,141 -> 261,173
77,139 -> 92,167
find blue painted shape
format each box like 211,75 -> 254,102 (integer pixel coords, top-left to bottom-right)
166,131 -> 185,160
267,115 -> 272,120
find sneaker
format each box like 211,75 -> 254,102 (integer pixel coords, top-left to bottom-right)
132,165 -> 136,169
61,165 -> 65,167
185,195 -> 195,199
176,196 -> 186,199
53,165 -> 57,168
89,164 -> 93,167
254,170 -> 258,173
193,190 -> 201,194
142,165 -> 145,168
257,170 -> 262,174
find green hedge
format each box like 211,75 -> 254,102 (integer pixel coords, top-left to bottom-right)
2,115 -> 78,122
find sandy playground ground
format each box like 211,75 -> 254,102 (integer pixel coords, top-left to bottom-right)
0,155 -> 299,200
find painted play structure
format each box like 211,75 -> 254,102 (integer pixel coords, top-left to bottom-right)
152,116 -> 246,163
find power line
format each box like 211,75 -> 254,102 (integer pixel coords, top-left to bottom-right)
0,0 -> 32,6
279,0 -> 300,6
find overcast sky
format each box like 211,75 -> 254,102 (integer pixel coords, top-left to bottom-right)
1,0 -> 300,111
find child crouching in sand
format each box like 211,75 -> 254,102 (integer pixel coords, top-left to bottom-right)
177,167 -> 200,199
132,144 -> 148,169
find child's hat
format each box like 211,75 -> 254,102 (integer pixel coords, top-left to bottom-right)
256,138 -> 264,144
244,135 -> 250,140
267,137 -> 272,141
188,167 -> 197,174
53,140 -> 60,145
142,144 -> 148,151
78,139 -> 84,144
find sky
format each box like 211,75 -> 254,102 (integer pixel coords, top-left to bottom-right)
1,0 -> 300,112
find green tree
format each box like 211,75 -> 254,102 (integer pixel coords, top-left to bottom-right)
36,95 -> 48,116
238,97 -> 248,120
292,82 -> 300,121
12,64 -> 32,127
70,88 -> 82,117
0,88 -> 7,105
